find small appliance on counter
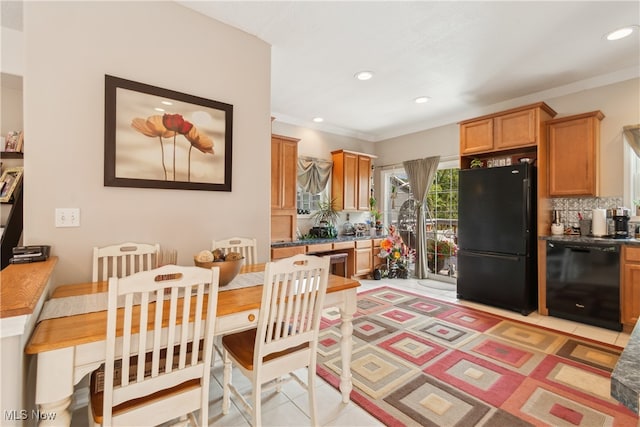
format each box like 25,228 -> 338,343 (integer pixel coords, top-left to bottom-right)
342,213 -> 355,236
551,210 -> 564,235
613,207 -> 630,239
592,208 -> 608,237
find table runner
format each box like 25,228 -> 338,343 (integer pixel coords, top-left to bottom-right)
38,271 -> 264,322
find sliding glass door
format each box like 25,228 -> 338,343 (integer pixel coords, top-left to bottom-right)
381,159 -> 459,282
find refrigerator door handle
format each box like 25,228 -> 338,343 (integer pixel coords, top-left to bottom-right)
461,251 -> 520,261
523,178 -> 531,237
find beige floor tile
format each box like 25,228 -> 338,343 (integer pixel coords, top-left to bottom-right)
260,400 -> 311,426
572,323 -> 622,345
536,315 -> 580,334
322,404 -> 383,427
615,333 -> 631,348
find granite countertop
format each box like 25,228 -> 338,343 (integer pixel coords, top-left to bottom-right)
539,235 -> 640,246
271,234 -> 381,248
611,320 -> 640,414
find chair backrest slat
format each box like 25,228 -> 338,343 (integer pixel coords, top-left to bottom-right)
256,254 -> 330,361
92,242 -> 160,282
212,237 -> 258,265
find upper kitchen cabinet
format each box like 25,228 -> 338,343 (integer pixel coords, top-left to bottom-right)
460,102 -> 557,167
547,110 -> 604,197
271,134 -> 299,242
331,150 -> 376,211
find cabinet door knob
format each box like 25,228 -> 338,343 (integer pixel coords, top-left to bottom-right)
248,313 -> 255,322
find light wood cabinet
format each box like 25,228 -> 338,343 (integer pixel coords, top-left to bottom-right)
354,239 -> 373,276
459,102 -> 556,158
547,111 -> 604,197
494,108 -> 538,150
460,118 -> 493,155
271,134 -> 300,242
331,150 -> 376,211
622,246 -> 640,328
271,245 -> 306,260
371,238 -> 384,273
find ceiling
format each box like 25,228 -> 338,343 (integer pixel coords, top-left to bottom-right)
3,2 -> 638,141
178,1 -> 640,142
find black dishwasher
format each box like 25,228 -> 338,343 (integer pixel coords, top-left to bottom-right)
546,241 -> 621,331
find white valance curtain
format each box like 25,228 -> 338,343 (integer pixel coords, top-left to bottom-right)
297,157 -> 332,194
403,156 -> 441,279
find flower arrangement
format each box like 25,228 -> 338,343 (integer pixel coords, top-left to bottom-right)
378,225 -> 409,262
376,225 -> 410,279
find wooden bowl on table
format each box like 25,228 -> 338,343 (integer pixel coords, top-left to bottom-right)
193,257 -> 244,286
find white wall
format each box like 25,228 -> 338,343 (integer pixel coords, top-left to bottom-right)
1,74 -> 23,136
23,2 -> 272,285
373,78 -> 640,198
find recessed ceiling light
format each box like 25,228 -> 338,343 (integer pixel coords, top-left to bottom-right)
605,26 -> 636,41
154,107 -> 165,112
354,71 -> 374,81
313,117 -> 324,123
161,100 -> 173,106
414,96 -> 430,104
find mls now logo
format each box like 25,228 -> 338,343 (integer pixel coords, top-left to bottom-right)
4,409 -> 56,421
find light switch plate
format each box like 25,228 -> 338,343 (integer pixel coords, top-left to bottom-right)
55,208 -> 80,227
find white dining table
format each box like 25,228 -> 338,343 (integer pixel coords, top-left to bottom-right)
25,264 -> 360,426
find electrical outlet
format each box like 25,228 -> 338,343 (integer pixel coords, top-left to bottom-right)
55,208 -> 80,227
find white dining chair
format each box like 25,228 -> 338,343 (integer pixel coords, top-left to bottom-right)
209,237 -> 258,363
211,237 -> 258,265
88,264 -> 220,426
92,242 -> 160,282
221,254 -> 330,426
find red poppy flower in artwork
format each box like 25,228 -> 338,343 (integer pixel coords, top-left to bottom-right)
162,114 -> 194,135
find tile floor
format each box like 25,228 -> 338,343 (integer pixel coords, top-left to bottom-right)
71,277 -> 631,426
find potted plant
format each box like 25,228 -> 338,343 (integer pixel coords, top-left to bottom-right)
470,158 -> 483,168
310,198 -> 339,237
371,209 -> 383,233
427,238 -> 457,273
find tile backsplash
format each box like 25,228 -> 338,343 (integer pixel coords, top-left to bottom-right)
550,196 -> 623,228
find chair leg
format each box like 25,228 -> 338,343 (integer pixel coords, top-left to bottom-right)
222,351 -> 232,415
252,382 -> 262,427
308,364 -> 319,427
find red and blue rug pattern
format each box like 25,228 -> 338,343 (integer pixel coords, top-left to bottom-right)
317,286 -> 639,426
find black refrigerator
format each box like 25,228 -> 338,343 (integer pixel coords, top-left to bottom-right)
456,162 -> 537,315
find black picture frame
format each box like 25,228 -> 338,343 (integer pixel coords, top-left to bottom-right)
104,75 -> 233,192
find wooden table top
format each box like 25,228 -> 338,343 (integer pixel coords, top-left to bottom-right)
1,257 -> 58,318
25,263 -> 360,355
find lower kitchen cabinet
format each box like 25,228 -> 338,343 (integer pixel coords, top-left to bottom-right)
372,238 -> 383,268
354,239 -> 373,276
622,246 -> 640,327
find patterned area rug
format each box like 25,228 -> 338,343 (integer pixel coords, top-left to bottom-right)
318,286 -> 639,426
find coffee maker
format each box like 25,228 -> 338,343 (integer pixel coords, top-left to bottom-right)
613,207 -> 630,239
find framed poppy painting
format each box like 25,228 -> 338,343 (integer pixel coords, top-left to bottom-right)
104,75 -> 233,192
